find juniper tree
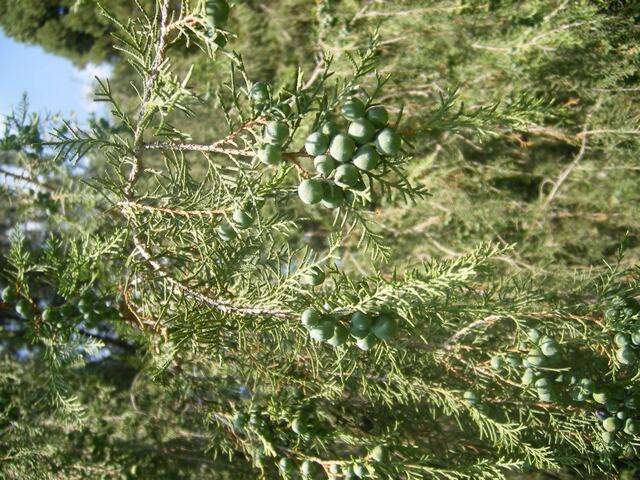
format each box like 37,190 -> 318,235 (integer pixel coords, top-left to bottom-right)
1,1 -> 640,479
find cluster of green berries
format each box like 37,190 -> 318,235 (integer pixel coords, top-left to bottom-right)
489,325 -> 640,448
300,266 -> 326,287
233,406 -> 270,435
249,82 -> 297,118
497,329 -> 562,402
604,294 -> 640,325
297,97 -> 402,208
612,331 -> 640,365
1,285 -> 118,325
216,204 -> 260,241
300,308 -> 398,350
74,293 -> 119,324
289,402 -> 319,438
256,119 -> 290,167
2,286 -> 34,320
591,389 -> 639,445
29,189 -> 58,216
278,445 -> 390,480
602,294 -> 640,364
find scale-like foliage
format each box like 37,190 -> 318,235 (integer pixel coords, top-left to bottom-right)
1,1 -> 639,479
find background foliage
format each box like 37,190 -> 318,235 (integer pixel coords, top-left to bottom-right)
1,0 -> 639,479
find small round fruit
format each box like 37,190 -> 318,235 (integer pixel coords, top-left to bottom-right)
375,128 -> 401,156
320,121 -> 340,137
250,82 -> 269,103
321,183 -> 345,209
534,378 -> 549,389
537,390 -> 553,403
16,299 -> 34,319
301,460 -> 321,479
593,391 -> 609,404
463,390 -> 478,405
329,134 -> 356,163
624,418 -> 638,435
603,417 -> 621,432
350,323 -> 369,339
616,347 -> 636,365
352,145 -> 380,172
298,179 -> 325,205
1,286 -> 18,303
370,445 -> 389,463
327,324 -> 348,347
624,397 -> 638,409
371,315 -> 397,341
351,312 -> 373,331
580,378 -> 594,393
631,331 -> 640,346
353,463 -> 366,478
366,105 -> 389,128
527,328 -> 541,343
41,306 -> 58,323
59,303 -> 75,319
301,308 -> 321,328
616,410 -> 628,421
521,368 -> 535,386
526,349 -> 545,367
595,409 -> 609,421
356,333 -> 377,351
601,430 -> 615,444
232,209 -> 253,229
490,355 -> 504,371
334,164 -> 360,188
301,266 -> 325,286
78,298 -> 92,314
264,121 -> 290,145
291,417 -> 308,435
348,119 -> 376,144
314,155 -> 337,177
258,144 -> 282,166
540,338 -> 559,357
341,464 -> 355,480
341,98 -> 366,120
279,457 -> 294,473
310,321 -> 335,342
614,333 -> 630,347
570,389 -> 586,402
217,222 -> 236,241
305,132 -> 330,156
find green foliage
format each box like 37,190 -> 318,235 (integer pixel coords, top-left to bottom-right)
1,0 -> 640,479
0,0 -> 153,64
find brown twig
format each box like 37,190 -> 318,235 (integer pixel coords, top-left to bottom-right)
541,100 -> 601,210
118,201 -> 229,218
132,235 -> 294,319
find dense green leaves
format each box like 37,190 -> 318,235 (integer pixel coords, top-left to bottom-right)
1,0 -> 640,479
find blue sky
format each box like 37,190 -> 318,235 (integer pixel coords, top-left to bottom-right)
0,30 -> 111,123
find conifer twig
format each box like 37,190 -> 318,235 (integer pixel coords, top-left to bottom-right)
132,235 -> 294,319
126,0 -> 171,195
144,142 -> 253,156
443,315 -> 509,350
541,100 -> 601,210
118,201 -> 229,217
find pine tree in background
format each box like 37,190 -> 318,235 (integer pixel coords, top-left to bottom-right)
1,1 -> 640,479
